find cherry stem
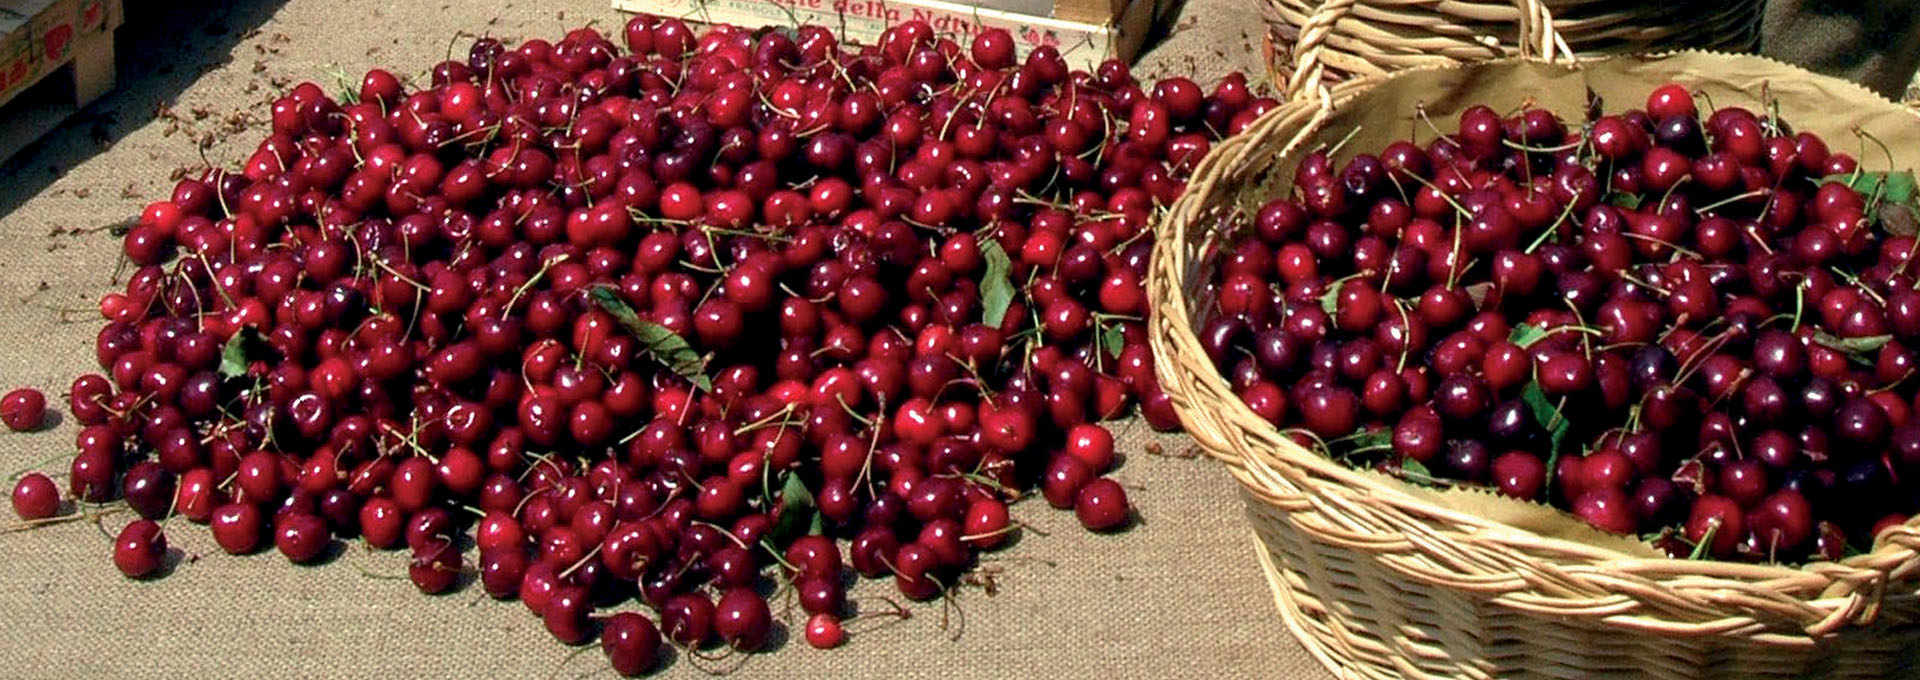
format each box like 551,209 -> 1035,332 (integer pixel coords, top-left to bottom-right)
354,564 -> 408,580
543,644 -> 600,680
1693,188 -> 1769,216
1526,196 -> 1582,254
1317,124 -> 1363,160
690,520 -> 751,550
556,541 -> 605,581
505,254 -> 569,315
1688,518 -> 1721,560
7,453 -> 69,480
1,507 -> 100,533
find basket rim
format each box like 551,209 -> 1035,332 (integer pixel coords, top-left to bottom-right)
1261,0 -> 1761,97
1262,0 -> 1761,41
1146,51 -> 1920,639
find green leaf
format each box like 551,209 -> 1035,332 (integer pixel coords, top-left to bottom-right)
1520,382 -> 1563,432
1606,193 -> 1643,209
1100,324 -> 1125,358
1398,457 -> 1437,487
218,328 -> 265,379
765,470 -> 818,547
1318,284 -> 1340,315
1809,330 -> 1892,356
1824,171 -> 1917,206
1522,381 -> 1571,499
1508,323 -> 1548,348
979,239 -> 1015,328
1329,426 -> 1393,457
589,286 -> 713,392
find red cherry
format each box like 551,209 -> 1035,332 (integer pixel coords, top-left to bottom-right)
1073,478 -> 1130,532
11,473 -> 60,520
804,612 -> 846,649
0,388 -> 47,431
113,519 -> 168,578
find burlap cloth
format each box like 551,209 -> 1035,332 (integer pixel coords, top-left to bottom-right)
0,0 -> 1321,677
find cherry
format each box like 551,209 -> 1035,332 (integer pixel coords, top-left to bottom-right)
714,587 -> 773,651
1686,495 -> 1745,558
661,592 -> 715,647
796,574 -> 845,616
1748,489 -> 1813,554
1064,423 -> 1116,472
805,612 -> 845,649
235,450 -> 285,505
1073,478 -> 1130,531
274,512 -> 331,564
69,446 -> 116,503
543,585 -> 593,645
892,542 -> 942,601
1572,488 -> 1637,534
211,503 -> 265,554
1042,455 -> 1093,509
1490,451 -> 1545,500
113,519 -> 168,578
963,497 -> 1013,550
359,497 -> 405,549
174,468 -> 219,523
602,612 -> 662,676
850,526 -> 900,578
0,388 -> 47,431
1645,83 -> 1696,120
68,374 -> 112,425
1717,459 -> 1770,507
1295,386 -> 1358,437
11,473 -> 60,520
409,540 -> 463,594
121,461 -> 175,520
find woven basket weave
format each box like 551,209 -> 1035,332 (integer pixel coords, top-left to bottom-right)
1261,0 -> 1761,98
1147,53 -> 1920,679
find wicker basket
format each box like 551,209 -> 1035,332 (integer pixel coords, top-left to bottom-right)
1261,0 -> 1761,98
1147,53 -> 1920,679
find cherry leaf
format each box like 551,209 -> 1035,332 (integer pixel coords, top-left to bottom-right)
1824,171 -> 1918,227
1327,426 -> 1393,459
218,328 -> 266,379
1824,171 -> 1917,206
1397,457 -> 1438,487
589,286 -> 713,392
1100,324 -> 1125,358
1809,330 -> 1892,357
1607,193 -> 1643,209
765,470 -> 818,547
1508,323 -> 1548,348
1522,381 -> 1570,498
979,239 -> 1015,328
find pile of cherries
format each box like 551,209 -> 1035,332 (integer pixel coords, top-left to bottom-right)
1203,83 -> 1920,562
4,16 -> 1270,674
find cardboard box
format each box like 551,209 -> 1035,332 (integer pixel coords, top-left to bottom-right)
0,19 -> 30,100
0,0 -> 120,105
613,0 -> 1160,72
0,0 -> 120,162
